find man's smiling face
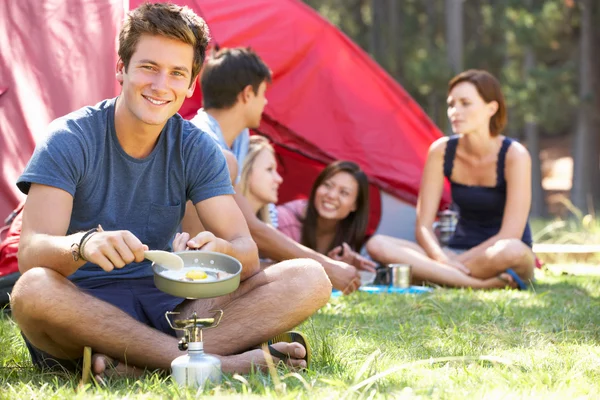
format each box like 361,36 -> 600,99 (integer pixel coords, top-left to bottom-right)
117,34 -> 196,127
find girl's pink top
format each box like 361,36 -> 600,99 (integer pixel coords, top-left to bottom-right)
276,199 -> 307,244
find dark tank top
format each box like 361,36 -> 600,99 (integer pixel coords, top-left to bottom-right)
443,135 -> 533,249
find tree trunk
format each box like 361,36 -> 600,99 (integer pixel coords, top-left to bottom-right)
592,0 -> 600,205
388,0 -> 402,81
370,0 -> 386,66
352,0 -> 370,50
524,48 -> 546,218
426,0 -> 439,128
571,0 -> 596,213
445,0 -> 463,75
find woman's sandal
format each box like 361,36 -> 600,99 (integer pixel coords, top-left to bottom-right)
497,268 -> 528,290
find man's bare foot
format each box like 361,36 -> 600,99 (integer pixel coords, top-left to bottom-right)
91,353 -> 143,384
221,341 -> 307,374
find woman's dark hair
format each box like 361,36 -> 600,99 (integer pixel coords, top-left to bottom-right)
448,69 -> 507,136
301,161 -> 370,253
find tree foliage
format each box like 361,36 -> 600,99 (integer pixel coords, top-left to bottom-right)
303,0 -> 583,137
303,0 -> 599,213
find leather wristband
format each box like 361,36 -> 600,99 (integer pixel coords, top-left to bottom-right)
71,225 -> 101,261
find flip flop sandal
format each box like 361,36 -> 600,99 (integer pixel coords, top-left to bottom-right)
263,331 -> 311,368
505,268 -> 528,290
497,268 -> 528,290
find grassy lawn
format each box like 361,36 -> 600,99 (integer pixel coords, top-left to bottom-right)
1,269 -> 600,399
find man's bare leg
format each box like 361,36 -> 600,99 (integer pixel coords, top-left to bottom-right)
10,260 -> 331,377
179,258 -> 332,356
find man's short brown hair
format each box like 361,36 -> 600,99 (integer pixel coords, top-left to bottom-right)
118,2 -> 210,85
201,47 -> 272,109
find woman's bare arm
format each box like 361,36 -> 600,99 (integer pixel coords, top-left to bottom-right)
415,138 -> 449,262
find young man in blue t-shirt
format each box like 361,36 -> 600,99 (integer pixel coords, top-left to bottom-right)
186,48 -> 373,295
11,3 -> 331,380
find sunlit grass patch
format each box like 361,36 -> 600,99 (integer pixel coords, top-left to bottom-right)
2,273 -> 600,399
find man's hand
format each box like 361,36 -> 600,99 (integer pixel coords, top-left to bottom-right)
321,258 -> 361,295
328,242 -> 377,272
172,232 -> 190,252
185,231 -> 229,254
80,230 -> 148,272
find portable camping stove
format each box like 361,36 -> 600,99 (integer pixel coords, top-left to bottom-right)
165,309 -> 223,388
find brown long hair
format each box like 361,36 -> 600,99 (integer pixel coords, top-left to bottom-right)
301,161 -> 370,253
448,69 -> 507,136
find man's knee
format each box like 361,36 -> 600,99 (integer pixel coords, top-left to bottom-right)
11,267 -> 68,323
301,259 -> 332,306
273,258 -> 332,307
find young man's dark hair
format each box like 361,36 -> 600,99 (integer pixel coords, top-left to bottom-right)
118,2 -> 210,83
201,47 -> 272,109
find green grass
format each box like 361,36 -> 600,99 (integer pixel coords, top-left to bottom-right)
2,270 -> 600,399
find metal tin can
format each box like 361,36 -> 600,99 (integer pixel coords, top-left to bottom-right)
389,263 -> 411,288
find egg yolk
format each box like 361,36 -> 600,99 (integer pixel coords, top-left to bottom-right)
185,270 -> 208,280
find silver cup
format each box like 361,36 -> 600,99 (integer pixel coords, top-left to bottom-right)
389,263 -> 411,288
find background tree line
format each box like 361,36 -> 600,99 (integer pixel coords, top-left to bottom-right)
302,0 -> 599,218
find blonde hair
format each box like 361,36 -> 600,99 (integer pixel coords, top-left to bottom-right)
239,136 -> 276,224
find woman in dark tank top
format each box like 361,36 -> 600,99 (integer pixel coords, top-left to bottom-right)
366,70 -> 536,289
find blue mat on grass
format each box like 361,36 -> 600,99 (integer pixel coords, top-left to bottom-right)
331,285 -> 433,298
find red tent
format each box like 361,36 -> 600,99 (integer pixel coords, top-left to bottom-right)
0,0 -> 124,220
129,0 -> 449,234
1,0 -> 448,234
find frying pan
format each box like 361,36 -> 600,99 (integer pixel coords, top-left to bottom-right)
152,250 -> 242,299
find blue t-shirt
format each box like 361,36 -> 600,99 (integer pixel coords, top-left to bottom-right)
17,98 -> 234,282
190,109 -> 249,182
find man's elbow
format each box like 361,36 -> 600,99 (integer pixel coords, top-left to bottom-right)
17,241 -> 34,274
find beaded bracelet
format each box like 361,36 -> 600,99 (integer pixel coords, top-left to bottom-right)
71,225 -> 101,261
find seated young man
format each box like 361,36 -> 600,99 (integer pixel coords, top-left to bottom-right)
10,3 -> 331,380
185,47 -> 374,295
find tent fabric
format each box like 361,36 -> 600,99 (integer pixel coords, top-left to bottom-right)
1,0 -> 449,228
0,0 -> 124,219
130,0 -> 450,210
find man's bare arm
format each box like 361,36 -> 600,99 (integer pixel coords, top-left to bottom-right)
18,184 -> 148,277
193,195 -> 259,280
181,149 -> 238,238
18,184 -> 86,276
